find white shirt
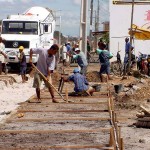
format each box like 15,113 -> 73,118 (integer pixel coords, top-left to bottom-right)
0,42 -> 5,63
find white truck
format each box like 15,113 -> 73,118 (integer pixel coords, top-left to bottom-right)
1,6 -> 56,70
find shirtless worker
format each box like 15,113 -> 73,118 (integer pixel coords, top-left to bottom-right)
29,44 -> 59,103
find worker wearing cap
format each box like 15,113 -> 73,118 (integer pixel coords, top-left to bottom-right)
62,68 -> 95,96
66,42 -> 71,52
17,46 -> 27,83
69,48 -> 88,75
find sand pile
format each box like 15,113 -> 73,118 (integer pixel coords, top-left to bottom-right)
86,71 -> 101,82
0,74 -> 37,122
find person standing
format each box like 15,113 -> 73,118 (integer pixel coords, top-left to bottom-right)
62,43 -> 69,66
29,44 -> 59,103
98,38 -> 104,49
87,40 -> 91,63
17,46 -> 27,83
96,43 -> 113,82
0,37 -> 7,73
124,37 -> 131,64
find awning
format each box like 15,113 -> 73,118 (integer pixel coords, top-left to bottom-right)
129,24 -> 150,40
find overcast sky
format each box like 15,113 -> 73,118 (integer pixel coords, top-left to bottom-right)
0,0 -> 109,36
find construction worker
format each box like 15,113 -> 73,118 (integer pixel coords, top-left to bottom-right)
17,46 -> 27,83
62,68 -> 95,96
29,44 -> 59,103
96,43 -> 113,82
68,48 -> 88,75
0,37 -> 7,74
62,43 -> 70,66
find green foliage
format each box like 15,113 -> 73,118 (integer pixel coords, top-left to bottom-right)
101,32 -> 109,44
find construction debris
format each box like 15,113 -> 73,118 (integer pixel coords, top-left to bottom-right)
135,104 -> 150,128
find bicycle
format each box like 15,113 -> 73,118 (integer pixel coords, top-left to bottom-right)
111,56 -> 136,76
111,61 -> 123,76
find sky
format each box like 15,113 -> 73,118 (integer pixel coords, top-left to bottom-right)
0,0 -> 109,36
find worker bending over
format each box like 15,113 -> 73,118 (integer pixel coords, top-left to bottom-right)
68,48 -> 88,75
63,68 -> 95,96
29,44 -> 59,103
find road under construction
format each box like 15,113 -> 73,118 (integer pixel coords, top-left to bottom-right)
0,65 -> 124,150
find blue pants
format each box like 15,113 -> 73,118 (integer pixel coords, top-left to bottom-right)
20,66 -> 26,75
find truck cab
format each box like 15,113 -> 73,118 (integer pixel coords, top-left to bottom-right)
1,6 -> 55,70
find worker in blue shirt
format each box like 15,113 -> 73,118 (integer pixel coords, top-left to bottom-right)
62,68 -> 95,96
124,37 -> 131,63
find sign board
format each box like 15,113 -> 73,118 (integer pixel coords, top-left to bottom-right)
109,0 -> 150,61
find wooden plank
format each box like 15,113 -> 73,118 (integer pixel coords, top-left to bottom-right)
10,145 -> 114,150
8,117 -> 111,122
25,101 -> 108,105
28,95 -> 109,100
140,105 -> 150,114
17,109 -> 109,113
0,128 -> 111,134
35,144 -> 113,150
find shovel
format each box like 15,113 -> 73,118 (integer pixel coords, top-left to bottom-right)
31,63 -> 66,101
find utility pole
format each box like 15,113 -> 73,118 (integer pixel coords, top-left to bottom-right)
94,0 -> 100,50
55,10 -> 62,45
129,0 -> 134,72
58,15 -> 61,46
80,0 -> 88,57
89,0 -> 93,40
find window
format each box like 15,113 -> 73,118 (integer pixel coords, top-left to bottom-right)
2,21 -> 38,35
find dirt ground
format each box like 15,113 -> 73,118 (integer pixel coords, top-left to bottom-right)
54,63 -> 150,149
87,63 -> 150,150
1,63 -> 150,149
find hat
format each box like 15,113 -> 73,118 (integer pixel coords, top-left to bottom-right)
19,46 -> 24,50
73,68 -> 80,73
75,48 -> 80,52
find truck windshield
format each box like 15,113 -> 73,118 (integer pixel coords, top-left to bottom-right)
2,21 -> 38,35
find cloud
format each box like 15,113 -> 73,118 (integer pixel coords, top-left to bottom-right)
21,0 -> 31,3
0,0 -> 31,3
73,0 -> 81,5
0,0 -> 14,3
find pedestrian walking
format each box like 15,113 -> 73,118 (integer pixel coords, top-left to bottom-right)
29,44 -> 59,103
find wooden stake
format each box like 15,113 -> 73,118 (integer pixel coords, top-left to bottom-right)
120,138 -> 124,150
65,87 -> 68,103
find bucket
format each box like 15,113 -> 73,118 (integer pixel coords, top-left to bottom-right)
92,84 -> 101,92
114,84 -> 123,94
